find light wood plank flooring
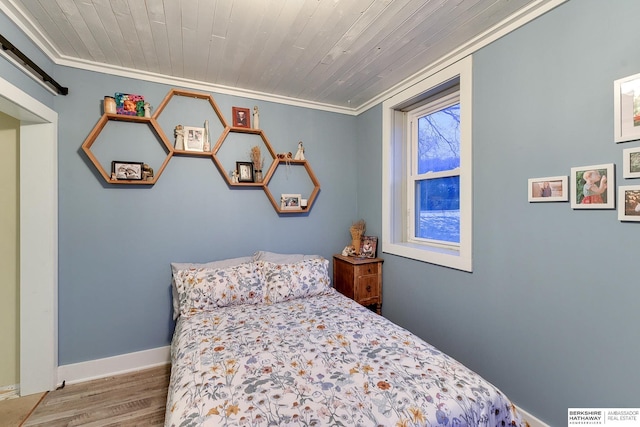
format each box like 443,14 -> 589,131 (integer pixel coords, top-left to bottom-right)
11,364 -> 170,427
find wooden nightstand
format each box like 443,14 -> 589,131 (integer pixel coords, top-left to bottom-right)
333,254 -> 383,314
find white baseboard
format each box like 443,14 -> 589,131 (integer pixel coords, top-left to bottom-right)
517,405 -> 550,427
0,384 -> 19,401
57,346 -> 170,386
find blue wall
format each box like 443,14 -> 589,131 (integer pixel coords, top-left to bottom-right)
53,68 -> 359,363
0,10 -> 56,106
4,1 -> 640,425
357,1 -> 640,425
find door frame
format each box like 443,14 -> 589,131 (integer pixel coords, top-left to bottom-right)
0,75 -> 58,395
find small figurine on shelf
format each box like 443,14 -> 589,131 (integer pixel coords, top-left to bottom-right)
231,169 -> 239,183
203,120 -> 211,152
294,141 -> 305,160
342,245 -> 357,257
175,125 -> 184,150
253,106 -> 260,129
143,102 -> 152,118
142,164 -> 154,181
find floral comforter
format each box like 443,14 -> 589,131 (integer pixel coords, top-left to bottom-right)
165,289 -> 526,426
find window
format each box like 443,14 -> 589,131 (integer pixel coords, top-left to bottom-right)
382,56 -> 472,271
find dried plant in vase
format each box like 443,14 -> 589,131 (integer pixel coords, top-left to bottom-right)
250,145 -> 264,182
349,219 -> 366,256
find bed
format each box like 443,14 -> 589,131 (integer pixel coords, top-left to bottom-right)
166,252 -> 527,426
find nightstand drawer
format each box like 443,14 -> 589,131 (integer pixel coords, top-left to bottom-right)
354,263 -> 379,276
354,275 -> 379,303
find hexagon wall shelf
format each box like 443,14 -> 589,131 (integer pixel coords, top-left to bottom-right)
263,159 -> 321,214
212,127 -> 276,187
81,114 -> 173,185
154,88 -> 228,158
82,88 -> 320,213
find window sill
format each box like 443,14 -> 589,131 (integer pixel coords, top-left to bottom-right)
383,241 -> 472,272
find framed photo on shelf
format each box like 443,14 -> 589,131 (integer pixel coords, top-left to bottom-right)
111,161 -> 144,180
114,92 -> 144,116
183,126 -> 205,152
359,236 -> 378,258
232,107 -> 251,128
618,185 -> 640,221
527,176 -> 568,202
614,72 -> 640,143
570,163 -> 615,209
236,161 -> 254,182
280,193 -> 301,210
623,146 -> 640,178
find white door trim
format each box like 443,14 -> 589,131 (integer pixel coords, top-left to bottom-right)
0,76 -> 58,395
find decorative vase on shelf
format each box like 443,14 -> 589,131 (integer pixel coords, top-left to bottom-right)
351,238 -> 361,256
254,169 -> 263,183
104,96 -> 116,114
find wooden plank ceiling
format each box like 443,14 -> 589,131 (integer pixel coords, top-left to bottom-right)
3,0 -> 548,109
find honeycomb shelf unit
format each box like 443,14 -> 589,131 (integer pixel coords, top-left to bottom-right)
154,88 -> 227,158
263,159 -> 321,214
81,114 -> 173,185
81,88 -> 321,213
212,126 -> 276,187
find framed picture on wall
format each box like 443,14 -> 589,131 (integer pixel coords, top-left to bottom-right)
618,185 -> 640,221
570,163 -> 615,209
232,107 -> 251,128
622,146 -> 640,178
527,176 -> 568,202
614,72 -> 640,143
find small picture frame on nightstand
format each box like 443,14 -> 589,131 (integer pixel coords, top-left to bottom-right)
359,236 -> 377,258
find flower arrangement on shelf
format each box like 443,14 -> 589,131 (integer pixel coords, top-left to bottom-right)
250,145 -> 264,182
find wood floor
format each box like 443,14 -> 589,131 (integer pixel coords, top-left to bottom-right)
9,364 -> 170,427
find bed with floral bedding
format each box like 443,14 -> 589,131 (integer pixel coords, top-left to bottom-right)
166,252 -> 528,427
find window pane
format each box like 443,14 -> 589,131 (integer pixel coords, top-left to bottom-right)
415,176 -> 460,243
417,104 -> 460,174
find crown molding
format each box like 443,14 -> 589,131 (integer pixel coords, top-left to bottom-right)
2,0 -> 566,115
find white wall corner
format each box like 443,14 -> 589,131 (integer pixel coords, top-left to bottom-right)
57,346 -> 171,385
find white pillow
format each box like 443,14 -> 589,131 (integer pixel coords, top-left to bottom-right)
253,251 -> 321,264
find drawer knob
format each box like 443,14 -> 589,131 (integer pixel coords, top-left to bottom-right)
366,285 -> 371,292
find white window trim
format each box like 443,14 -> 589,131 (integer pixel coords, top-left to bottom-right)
382,56 -> 473,272
406,92 -> 460,247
